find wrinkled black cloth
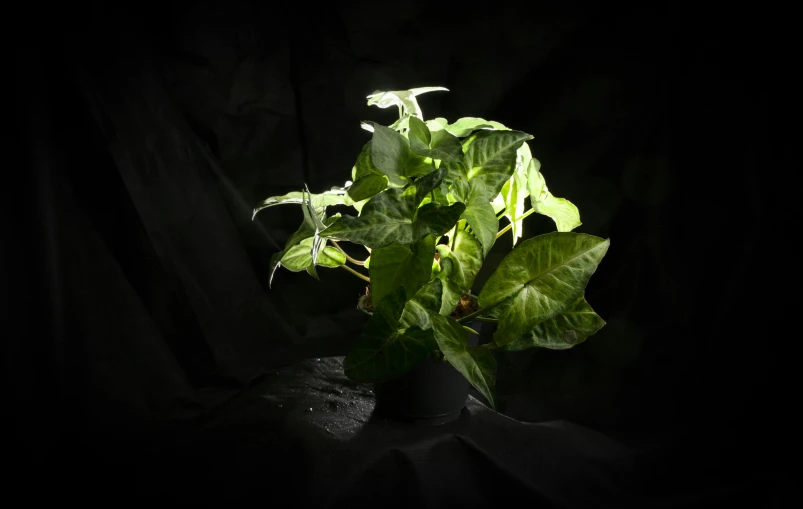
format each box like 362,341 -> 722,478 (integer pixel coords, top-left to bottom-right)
137,357 -> 638,507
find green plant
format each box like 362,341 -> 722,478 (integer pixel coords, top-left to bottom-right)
253,87 -> 609,409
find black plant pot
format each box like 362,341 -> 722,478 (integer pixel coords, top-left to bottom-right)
373,322 -> 482,425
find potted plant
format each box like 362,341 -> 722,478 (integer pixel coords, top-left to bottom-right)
253,87 -> 610,424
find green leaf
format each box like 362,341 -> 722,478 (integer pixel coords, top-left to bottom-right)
252,188 -> 347,220
344,287 -> 437,383
436,229 -> 483,291
461,180 -> 498,256
280,237 -> 346,272
446,117 -> 509,137
502,294 -> 605,351
430,314 -> 497,408
400,278 -> 444,330
408,116 -> 463,163
501,171 -> 527,246
349,175 -> 389,202
369,235 -> 435,308
426,118 -> 448,132
526,159 -> 581,232
322,182 -> 465,248
367,122 -> 434,179
479,232 -> 610,346
442,161 -> 470,203
464,130 -> 533,202
366,87 -> 448,120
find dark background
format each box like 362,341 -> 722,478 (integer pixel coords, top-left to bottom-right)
8,1 -> 796,505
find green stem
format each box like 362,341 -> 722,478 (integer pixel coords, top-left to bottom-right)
472,316 -> 498,324
332,240 -> 365,266
341,264 -> 370,282
496,209 -> 506,219
496,208 -> 536,239
457,306 -> 497,324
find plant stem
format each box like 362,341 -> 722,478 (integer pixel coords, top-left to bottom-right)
457,307 -> 494,324
341,264 -> 370,282
472,316 -> 498,324
496,209 -> 506,219
496,208 -> 535,238
332,240 -> 365,266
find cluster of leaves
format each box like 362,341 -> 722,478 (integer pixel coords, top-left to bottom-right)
253,87 -> 610,408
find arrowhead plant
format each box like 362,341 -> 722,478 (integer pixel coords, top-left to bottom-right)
253,87 -> 610,410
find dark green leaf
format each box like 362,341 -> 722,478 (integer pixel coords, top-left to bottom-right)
367,122 -> 433,179
344,287 -> 437,383
479,232 -> 610,346
349,175 -> 389,202
502,294 -> 605,351
369,235 -> 435,308
322,184 -> 465,249
442,161 -> 470,203
400,278 -> 444,330
463,130 -> 533,202
435,229 -> 483,291
408,116 -> 463,162
431,314 -> 497,408
461,181 -> 498,256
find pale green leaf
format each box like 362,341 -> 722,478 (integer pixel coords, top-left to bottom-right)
366,87 -> 448,120
280,237 -> 346,272
446,117 -> 509,137
344,287 -> 437,383
479,232 -> 610,346
502,294 -> 606,351
252,188 -> 347,220
426,118 -> 448,132
501,170 -> 527,246
369,235 -> 435,308
430,314 -> 497,408
526,159 -> 581,232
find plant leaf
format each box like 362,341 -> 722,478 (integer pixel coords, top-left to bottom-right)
502,294 -> 606,351
445,117 -> 509,137
366,87 -> 448,120
526,158 -> 581,232
408,116 -> 463,162
400,278 -> 444,330
461,180 -> 498,256
501,171 -> 527,246
349,175 -> 389,202
430,314 -> 497,409
369,235 -> 435,308
436,229 -> 483,291
253,188 -> 347,220
280,237 -> 346,272
348,141 -> 391,202
479,232 -> 610,346
344,287 -> 437,383
367,122 -> 434,179
463,130 -> 533,202
426,118 -> 448,132
322,181 -> 465,248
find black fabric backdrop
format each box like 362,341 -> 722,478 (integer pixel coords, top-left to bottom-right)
8,2 -> 796,505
